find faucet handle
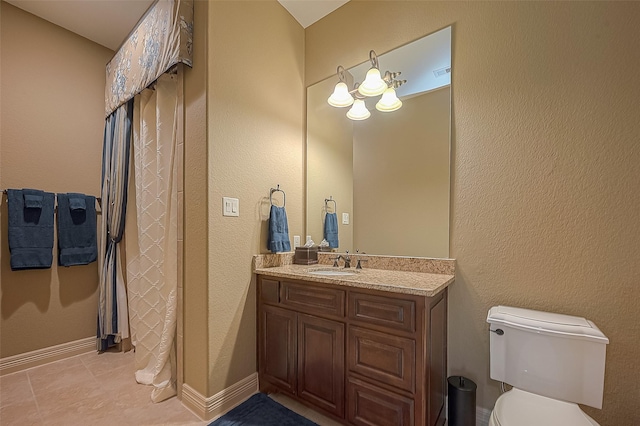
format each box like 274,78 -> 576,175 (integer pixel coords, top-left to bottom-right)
329,255 -> 341,267
356,259 -> 368,270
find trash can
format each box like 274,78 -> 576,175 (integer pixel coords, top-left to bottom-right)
447,376 -> 476,426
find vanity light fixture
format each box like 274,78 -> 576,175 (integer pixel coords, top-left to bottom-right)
327,50 -> 406,120
346,99 -> 371,121
327,66 -> 354,108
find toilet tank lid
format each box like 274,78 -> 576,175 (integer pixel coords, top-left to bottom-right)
487,306 -> 609,343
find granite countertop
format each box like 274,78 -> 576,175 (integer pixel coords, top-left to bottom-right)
254,264 -> 454,297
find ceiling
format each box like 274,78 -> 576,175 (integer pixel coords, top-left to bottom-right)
5,0 -> 349,51
278,0 -> 349,28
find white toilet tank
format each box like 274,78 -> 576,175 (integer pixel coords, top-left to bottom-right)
487,306 -> 609,409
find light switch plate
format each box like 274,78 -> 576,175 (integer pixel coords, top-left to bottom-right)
293,236 -> 301,248
223,197 -> 239,217
342,212 -> 349,225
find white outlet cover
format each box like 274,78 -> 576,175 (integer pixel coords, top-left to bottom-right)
342,212 -> 349,225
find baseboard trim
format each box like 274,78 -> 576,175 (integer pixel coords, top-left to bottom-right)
181,372 -> 258,421
0,336 -> 95,376
477,406 -> 492,426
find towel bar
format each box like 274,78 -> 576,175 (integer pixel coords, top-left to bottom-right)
1,189 -> 102,211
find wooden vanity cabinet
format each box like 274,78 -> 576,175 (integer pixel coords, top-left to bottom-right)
257,275 -> 447,426
258,278 -> 346,418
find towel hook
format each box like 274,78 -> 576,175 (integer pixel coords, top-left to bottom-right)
270,185 -> 286,207
324,196 -> 337,213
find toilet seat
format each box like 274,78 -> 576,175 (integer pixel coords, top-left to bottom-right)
489,388 -> 599,426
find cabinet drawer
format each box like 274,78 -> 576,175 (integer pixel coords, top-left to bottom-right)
281,281 -> 345,318
348,377 -> 414,426
259,278 -> 280,304
349,292 -> 416,333
348,326 -> 415,393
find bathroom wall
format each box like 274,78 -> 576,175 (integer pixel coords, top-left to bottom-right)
0,3 -> 113,358
307,2 -> 640,424
182,0 -> 209,396
205,1 -> 305,396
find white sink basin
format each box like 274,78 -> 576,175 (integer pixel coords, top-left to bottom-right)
307,269 -> 358,276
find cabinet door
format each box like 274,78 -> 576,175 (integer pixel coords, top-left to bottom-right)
259,305 -> 297,394
297,313 -> 345,418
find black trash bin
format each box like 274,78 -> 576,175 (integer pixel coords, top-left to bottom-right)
447,376 -> 476,426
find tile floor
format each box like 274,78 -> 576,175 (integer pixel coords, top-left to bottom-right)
0,351 -> 205,426
0,351 -> 340,426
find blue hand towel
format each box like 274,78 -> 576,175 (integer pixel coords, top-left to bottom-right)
267,205 -> 291,253
69,196 -> 86,211
324,212 -> 339,249
56,193 -> 97,267
24,193 -> 44,208
7,189 -> 55,270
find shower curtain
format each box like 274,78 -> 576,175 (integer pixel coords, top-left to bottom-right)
125,73 -> 179,403
98,100 -> 133,351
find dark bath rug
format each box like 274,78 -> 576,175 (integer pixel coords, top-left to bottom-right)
208,392 -> 319,426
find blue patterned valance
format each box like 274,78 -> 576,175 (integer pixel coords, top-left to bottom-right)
105,0 -> 193,116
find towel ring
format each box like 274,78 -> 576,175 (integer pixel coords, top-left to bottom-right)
324,196 -> 337,213
270,185 -> 286,207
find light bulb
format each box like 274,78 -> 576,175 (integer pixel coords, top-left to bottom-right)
327,82 -> 354,108
375,87 -> 402,112
346,99 -> 370,121
357,67 -> 387,97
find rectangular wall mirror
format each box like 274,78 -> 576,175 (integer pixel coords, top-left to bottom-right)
306,26 -> 452,258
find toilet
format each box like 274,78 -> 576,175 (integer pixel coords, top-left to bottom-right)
486,306 -> 609,426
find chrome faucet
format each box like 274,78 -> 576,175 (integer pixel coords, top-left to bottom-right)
342,251 -> 351,268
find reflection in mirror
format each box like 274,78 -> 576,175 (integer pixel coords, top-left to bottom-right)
306,27 -> 451,258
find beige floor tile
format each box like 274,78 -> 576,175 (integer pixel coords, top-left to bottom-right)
269,393 -> 312,417
79,348 -> 136,377
29,367 -> 95,398
4,354 -> 333,426
0,371 -> 35,408
305,410 -> 345,426
0,398 -> 43,426
34,376 -> 107,415
121,397 -> 203,426
41,396 -> 121,426
269,393 -> 343,425
27,356 -> 92,396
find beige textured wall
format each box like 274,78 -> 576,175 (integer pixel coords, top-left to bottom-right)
307,76 -> 353,250
0,3 -> 113,358
206,1 -> 304,395
307,2 -> 640,424
182,0 -> 209,395
353,87 -> 450,258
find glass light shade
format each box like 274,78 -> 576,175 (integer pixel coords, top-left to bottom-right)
357,67 -> 387,97
327,82 -> 354,108
346,99 -> 370,120
376,87 -> 403,112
